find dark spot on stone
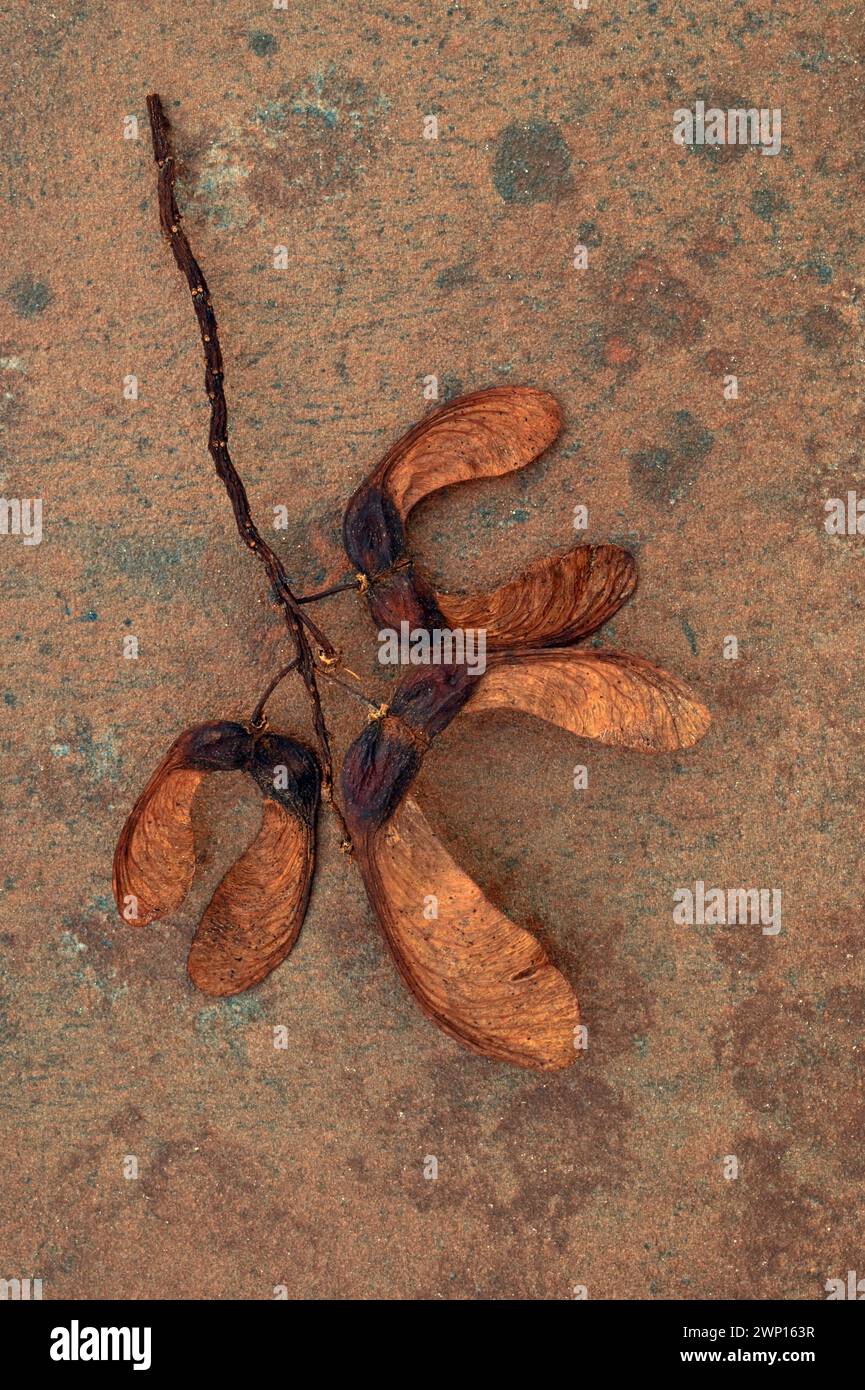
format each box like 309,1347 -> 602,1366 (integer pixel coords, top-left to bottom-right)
673,410 -> 714,462
576,219 -> 602,248
607,254 -> 708,349
107,1103 -> 144,1138
568,21 -> 594,47
244,68 -> 386,213
686,91 -> 757,164
435,263 -> 476,292
632,447 -> 671,484
3,691 -> 15,707
602,335 -> 638,369
702,347 -> 739,374
248,31 -> 278,57
751,186 -> 788,222
717,1135 -> 841,1296
805,258 -> 832,284
630,411 -> 714,505
607,529 -> 643,554
491,120 -> 573,204
713,935 -> 865,1185
104,534 -> 207,602
689,230 -> 734,268
801,306 -> 845,349
680,616 -> 698,654
8,275 -> 52,317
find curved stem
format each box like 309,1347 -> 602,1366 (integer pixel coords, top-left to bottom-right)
318,666 -> 382,712
298,578 -> 362,604
250,658 -> 300,728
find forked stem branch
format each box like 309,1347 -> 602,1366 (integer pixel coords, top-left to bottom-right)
145,92 -> 353,845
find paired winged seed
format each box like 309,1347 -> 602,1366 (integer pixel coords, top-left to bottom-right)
339,646 -> 709,1068
112,723 -> 319,996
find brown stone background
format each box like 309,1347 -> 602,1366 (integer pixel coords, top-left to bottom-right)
1,0 -> 863,1300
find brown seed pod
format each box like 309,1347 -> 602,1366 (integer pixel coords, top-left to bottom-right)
340,646 -> 710,1066
364,794 -> 579,1069
340,666 -> 579,1070
187,734 -> 320,996
113,723 -> 320,994
112,721 -> 251,927
467,648 -> 712,751
438,542 -> 637,649
342,386 -> 563,631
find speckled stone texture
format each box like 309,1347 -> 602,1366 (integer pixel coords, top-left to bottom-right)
1,0 -> 863,1300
